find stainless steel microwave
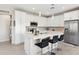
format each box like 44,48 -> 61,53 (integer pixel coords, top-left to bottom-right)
30,22 -> 38,26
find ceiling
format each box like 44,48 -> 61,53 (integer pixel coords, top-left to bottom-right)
0,4 -> 79,16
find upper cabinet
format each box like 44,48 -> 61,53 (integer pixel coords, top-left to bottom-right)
25,13 -> 33,26
14,10 -> 50,27
48,14 -> 64,27
25,13 -> 48,27
54,14 -> 64,27
37,16 -> 48,27
47,16 -> 54,27
15,10 -> 25,33
64,10 -> 79,21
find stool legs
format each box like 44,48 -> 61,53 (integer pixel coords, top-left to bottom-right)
50,44 -> 56,55
41,48 -> 42,55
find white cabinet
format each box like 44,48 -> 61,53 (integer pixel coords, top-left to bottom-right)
47,16 -> 54,26
25,14 -> 32,26
14,10 -> 26,44
37,16 -> 47,27
55,14 -> 64,26
32,16 -> 48,27
25,14 -> 48,27
64,10 -> 79,21
64,12 -> 71,20
48,15 -> 64,27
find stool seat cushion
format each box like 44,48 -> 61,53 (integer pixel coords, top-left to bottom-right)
35,43 -> 48,48
49,39 -> 58,43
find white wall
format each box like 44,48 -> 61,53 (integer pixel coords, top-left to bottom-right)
0,15 -> 10,42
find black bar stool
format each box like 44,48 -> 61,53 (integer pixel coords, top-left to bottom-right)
57,34 -> 64,51
49,35 -> 58,55
35,37 -> 50,55
58,34 -> 64,41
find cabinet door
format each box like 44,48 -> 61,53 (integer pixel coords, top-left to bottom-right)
53,14 -> 64,26
70,11 -> 79,20
37,16 -> 47,27
15,11 -> 22,44
64,10 -> 79,21
15,11 -> 22,33
64,12 -> 71,20
26,14 -> 31,26
14,10 -> 26,44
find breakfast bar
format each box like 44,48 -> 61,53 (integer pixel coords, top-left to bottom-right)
24,31 -> 64,55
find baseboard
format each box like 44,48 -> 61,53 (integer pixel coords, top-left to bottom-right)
0,39 -> 10,42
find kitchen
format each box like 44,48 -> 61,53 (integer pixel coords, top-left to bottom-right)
0,4 -> 79,55
13,9 -> 64,55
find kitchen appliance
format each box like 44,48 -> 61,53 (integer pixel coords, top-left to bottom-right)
29,22 -> 39,35
30,22 -> 38,27
64,20 -> 79,46
29,28 -> 39,35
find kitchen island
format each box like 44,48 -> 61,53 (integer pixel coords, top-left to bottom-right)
24,31 -> 64,55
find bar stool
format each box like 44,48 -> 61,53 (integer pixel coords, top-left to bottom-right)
35,37 -> 50,55
58,34 -> 64,41
49,35 -> 58,55
57,34 -> 64,51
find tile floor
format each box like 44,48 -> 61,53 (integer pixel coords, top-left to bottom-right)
0,41 -> 25,55
0,41 -> 79,55
57,42 -> 79,55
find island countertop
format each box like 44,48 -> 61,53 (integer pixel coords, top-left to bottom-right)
24,31 -> 64,55
25,31 -> 64,40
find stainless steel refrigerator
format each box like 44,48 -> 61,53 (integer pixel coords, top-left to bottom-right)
64,20 -> 79,46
